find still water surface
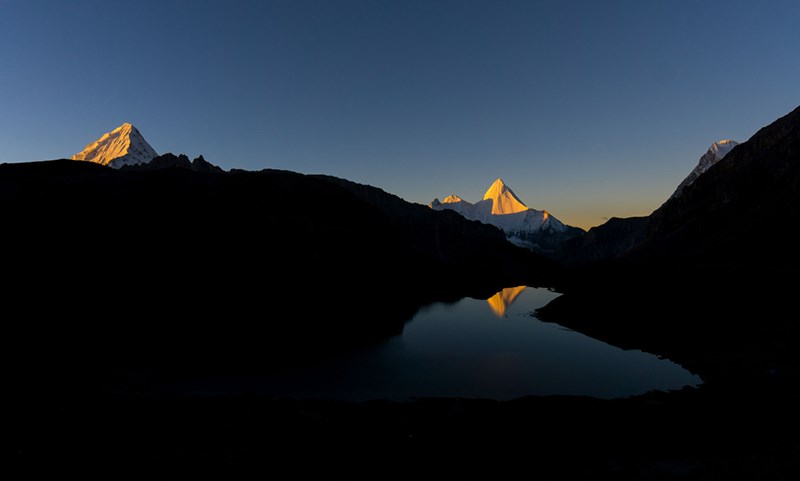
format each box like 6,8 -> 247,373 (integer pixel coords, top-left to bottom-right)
180,287 -> 700,400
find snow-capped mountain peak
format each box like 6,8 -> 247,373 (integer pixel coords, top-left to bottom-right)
71,123 -> 158,169
482,178 -> 528,215
442,194 -> 468,204
429,178 -> 583,254
708,139 -> 738,159
672,139 -> 739,198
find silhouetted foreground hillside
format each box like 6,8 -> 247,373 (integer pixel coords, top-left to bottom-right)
7,104 -> 800,478
1,159 -> 558,387
560,105 -> 800,268
540,105 -> 800,386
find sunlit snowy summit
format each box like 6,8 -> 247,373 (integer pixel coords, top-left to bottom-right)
671,140 -> 739,199
429,178 -> 583,252
71,123 -> 158,169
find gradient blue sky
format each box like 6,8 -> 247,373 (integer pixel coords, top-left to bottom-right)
1,0 -> 798,229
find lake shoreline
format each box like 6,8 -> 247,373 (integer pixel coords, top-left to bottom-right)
125,287 -> 698,401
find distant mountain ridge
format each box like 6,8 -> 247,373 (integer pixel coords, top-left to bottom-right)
429,178 -> 583,254
72,123 -> 158,168
120,153 -> 225,173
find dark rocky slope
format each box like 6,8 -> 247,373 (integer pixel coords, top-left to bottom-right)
557,215 -> 649,264
540,105 -> 800,385
642,105 -> 800,267
560,105 -> 800,268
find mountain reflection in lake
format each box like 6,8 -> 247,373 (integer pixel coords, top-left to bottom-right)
486,285 -> 527,317
173,287 -> 701,400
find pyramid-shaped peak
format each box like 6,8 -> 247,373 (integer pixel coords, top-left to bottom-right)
482,178 -> 528,214
106,122 -> 137,134
486,177 -> 506,190
483,178 -> 514,199
72,123 -> 158,169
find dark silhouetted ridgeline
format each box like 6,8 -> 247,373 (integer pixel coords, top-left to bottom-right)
540,105 -> 800,385
1,158 -> 558,389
